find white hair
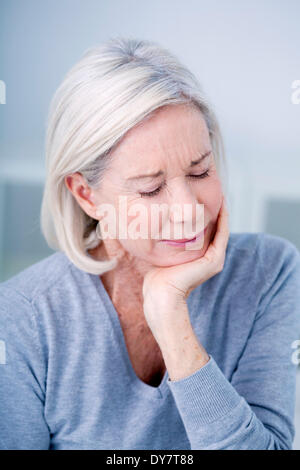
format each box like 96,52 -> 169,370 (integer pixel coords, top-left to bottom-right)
40,36 -> 228,275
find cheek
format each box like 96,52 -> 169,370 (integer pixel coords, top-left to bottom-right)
197,177 -> 223,215
116,198 -> 155,248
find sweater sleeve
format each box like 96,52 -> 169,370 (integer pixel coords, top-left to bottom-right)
166,236 -> 300,450
0,286 -> 50,450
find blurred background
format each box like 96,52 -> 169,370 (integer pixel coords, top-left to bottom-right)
0,0 -> 300,449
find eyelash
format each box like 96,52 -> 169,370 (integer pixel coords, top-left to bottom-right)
139,170 -> 210,198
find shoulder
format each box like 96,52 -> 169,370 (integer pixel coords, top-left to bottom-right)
226,232 -> 300,286
0,251 -> 83,335
0,251 -> 103,337
227,231 -> 299,257
0,251 -> 73,303
226,232 -> 300,268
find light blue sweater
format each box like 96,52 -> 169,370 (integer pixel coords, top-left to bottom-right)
1,232 -> 300,450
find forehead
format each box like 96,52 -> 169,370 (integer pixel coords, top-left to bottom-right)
108,104 -> 211,174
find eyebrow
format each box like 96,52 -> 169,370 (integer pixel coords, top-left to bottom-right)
126,150 -> 212,181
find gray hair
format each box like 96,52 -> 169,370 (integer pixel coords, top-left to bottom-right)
40,36 -> 228,275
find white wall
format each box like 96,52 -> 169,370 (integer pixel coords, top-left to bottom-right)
1,0 -> 300,232
0,0 -> 300,449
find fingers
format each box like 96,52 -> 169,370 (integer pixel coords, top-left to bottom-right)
206,196 -> 229,271
213,197 -> 229,246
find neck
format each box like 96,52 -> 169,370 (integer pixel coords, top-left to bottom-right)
88,239 -> 153,315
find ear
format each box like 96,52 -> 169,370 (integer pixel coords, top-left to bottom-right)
64,173 -> 99,220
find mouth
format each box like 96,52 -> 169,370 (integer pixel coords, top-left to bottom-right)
161,226 -> 208,246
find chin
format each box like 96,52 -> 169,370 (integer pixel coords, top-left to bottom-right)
150,245 -> 208,267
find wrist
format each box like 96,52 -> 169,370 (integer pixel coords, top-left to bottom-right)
143,289 -> 187,316
143,294 -> 189,344
159,324 -> 210,381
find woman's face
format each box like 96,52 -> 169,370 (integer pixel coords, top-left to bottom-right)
89,103 -> 224,268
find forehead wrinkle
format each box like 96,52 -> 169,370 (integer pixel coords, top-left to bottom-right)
126,150 -> 212,182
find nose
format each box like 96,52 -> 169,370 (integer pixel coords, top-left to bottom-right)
167,180 -> 205,236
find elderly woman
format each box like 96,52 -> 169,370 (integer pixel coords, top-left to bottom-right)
1,37 -> 300,451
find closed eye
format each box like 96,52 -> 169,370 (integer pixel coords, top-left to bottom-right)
187,169 -> 210,180
139,169 -> 210,198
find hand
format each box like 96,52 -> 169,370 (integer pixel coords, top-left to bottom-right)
142,196 -> 230,309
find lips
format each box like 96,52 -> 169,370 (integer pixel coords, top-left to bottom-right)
161,226 -> 207,243
162,236 -> 196,242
